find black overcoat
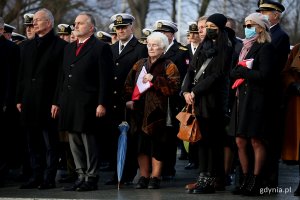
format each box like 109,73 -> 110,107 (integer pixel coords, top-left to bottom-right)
110,36 -> 147,122
58,35 -> 113,133
228,42 -> 276,138
163,40 -> 189,83
16,30 -> 67,128
0,35 -> 20,108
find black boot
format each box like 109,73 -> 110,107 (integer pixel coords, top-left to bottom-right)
232,174 -> 249,195
192,176 -> 215,194
244,175 -> 262,196
294,181 -> 300,196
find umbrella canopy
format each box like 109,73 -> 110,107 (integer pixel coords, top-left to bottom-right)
117,121 -> 130,189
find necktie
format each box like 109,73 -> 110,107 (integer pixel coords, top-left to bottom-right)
121,44 -> 124,50
77,43 -> 83,48
76,43 -> 84,56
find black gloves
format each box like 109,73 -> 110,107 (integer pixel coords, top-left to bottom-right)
231,65 -> 249,79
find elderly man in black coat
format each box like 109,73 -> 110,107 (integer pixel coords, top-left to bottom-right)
0,17 -> 20,187
16,8 -> 67,189
59,12 -> 113,192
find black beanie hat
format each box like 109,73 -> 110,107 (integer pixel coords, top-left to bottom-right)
206,13 -> 227,30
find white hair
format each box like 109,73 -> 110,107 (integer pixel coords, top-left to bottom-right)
147,32 -> 169,51
37,8 -> 54,28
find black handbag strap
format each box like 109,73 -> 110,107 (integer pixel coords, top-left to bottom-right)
193,58 -> 212,84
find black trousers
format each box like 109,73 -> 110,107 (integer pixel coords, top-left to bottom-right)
25,121 -> 59,183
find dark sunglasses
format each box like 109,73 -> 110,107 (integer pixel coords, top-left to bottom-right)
243,24 -> 258,29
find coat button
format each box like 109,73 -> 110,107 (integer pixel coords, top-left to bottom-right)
67,85 -> 72,89
70,64 -> 74,68
114,91 -> 117,94
68,74 -> 72,78
116,63 -> 119,66
114,76 -> 117,80
113,105 -> 117,108
31,78 -> 36,82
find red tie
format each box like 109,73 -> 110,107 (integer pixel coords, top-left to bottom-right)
76,43 -> 83,56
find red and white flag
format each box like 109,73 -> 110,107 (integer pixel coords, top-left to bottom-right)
132,66 -> 153,100
232,59 -> 254,89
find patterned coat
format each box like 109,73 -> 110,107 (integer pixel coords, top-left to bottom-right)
281,44 -> 300,161
124,57 -> 180,135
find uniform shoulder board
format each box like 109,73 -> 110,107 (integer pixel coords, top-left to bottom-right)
179,46 -> 188,51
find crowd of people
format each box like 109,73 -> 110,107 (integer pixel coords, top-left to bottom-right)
0,0 -> 299,196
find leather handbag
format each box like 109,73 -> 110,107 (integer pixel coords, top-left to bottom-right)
176,104 -> 201,142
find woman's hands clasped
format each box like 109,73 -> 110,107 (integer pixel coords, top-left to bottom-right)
183,92 -> 195,105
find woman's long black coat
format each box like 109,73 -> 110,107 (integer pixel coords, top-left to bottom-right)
181,44 -> 233,137
228,42 -> 277,138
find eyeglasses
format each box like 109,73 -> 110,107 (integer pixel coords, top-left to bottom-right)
32,18 -> 48,23
243,24 -> 258,29
147,43 -> 160,48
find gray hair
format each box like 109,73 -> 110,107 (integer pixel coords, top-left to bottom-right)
147,32 -> 169,51
78,12 -> 96,32
198,16 -> 208,23
0,17 -> 4,28
37,8 -> 54,28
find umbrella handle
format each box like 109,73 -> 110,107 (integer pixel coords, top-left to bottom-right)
124,106 -> 127,122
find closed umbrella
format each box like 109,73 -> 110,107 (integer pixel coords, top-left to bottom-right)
117,121 -> 130,189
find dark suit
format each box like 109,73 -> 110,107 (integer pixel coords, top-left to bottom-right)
59,35 -> 113,182
16,29 -> 67,185
161,40 -> 190,178
0,35 -> 20,185
107,36 -> 147,183
267,23 -> 290,187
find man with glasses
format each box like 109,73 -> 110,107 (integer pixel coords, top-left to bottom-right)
104,13 -> 147,185
17,8 -> 67,190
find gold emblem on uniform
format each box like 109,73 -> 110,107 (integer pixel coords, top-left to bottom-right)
98,32 -> 103,38
145,30 -> 151,36
157,22 -> 163,29
259,0 -> 263,5
25,16 -> 30,22
60,26 -> 65,32
116,15 -> 123,24
179,46 -> 188,51
190,24 -> 197,31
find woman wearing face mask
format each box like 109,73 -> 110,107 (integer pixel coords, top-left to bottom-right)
182,13 -> 233,194
229,13 -> 276,196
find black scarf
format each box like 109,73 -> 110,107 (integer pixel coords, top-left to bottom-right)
192,40 -> 217,71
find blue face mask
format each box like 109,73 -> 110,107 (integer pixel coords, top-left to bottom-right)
263,15 -> 269,21
244,27 -> 257,39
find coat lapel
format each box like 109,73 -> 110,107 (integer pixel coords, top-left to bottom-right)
73,35 -> 96,63
245,42 -> 263,59
116,37 -> 138,60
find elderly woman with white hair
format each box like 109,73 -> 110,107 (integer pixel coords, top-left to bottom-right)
124,32 -> 180,189
229,13 -> 276,196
